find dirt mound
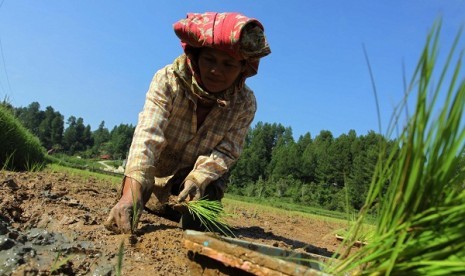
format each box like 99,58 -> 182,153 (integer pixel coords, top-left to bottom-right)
0,169 -> 342,275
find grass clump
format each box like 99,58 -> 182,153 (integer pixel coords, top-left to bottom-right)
328,22 -> 465,275
0,105 -> 46,171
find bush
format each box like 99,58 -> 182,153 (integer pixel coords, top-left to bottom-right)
0,105 -> 46,170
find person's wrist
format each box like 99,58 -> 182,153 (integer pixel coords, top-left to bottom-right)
121,177 -> 143,202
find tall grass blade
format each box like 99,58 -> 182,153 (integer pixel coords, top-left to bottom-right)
327,21 -> 465,275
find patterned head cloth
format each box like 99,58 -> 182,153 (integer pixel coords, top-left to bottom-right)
173,12 -> 271,78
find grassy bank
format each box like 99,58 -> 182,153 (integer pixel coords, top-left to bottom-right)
46,163 -> 121,186
224,194 -> 367,222
0,105 -> 45,171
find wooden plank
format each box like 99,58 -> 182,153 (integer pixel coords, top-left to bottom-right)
184,231 -> 325,276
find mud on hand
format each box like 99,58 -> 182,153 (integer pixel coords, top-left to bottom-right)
104,200 -> 142,234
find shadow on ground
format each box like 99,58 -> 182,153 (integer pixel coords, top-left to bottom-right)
233,226 -> 336,258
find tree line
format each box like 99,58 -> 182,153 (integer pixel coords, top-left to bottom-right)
4,101 -> 398,211
228,122 -> 397,212
5,101 -> 135,160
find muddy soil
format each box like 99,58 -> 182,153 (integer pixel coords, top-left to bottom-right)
0,169 -> 347,275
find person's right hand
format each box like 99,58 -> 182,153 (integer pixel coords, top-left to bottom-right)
104,178 -> 144,234
177,180 -> 201,203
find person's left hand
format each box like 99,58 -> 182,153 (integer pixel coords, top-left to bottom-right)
178,180 -> 201,202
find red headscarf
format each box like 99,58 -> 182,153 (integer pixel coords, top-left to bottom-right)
173,12 -> 271,78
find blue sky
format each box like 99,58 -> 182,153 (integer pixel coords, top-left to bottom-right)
1,1 -> 464,139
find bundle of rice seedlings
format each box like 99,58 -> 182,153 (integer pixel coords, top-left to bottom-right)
327,22 -> 465,275
183,199 -> 235,237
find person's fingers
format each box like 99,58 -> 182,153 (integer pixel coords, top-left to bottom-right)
192,189 -> 201,201
104,208 -> 118,232
178,183 -> 198,202
119,206 -> 132,234
178,188 -> 190,202
103,204 -> 135,234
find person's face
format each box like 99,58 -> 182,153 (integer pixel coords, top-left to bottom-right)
197,48 -> 244,93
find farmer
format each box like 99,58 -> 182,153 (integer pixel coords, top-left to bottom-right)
104,12 -> 271,234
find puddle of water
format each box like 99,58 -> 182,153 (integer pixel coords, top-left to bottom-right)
0,226 -> 101,275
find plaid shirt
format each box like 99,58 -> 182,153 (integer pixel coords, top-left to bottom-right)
125,62 -> 256,192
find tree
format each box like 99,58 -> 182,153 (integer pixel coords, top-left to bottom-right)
16,102 -> 43,136
50,113 -> 64,149
107,124 -> 135,159
229,122 -> 286,187
313,130 -> 336,185
268,127 -> 300,180
301,137 -> 316,183
329,129 -> 357,187
37,106 -> 64,150
63,116 -> 78,154
347,131 -> 385,209
92,121 -> 111,155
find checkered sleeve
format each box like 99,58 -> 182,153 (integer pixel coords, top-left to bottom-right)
185,90 -> 257,192
124,66 -> 174,189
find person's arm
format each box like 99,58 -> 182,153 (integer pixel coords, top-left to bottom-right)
124,66 -> 175,190
179,90 -> 256,201
104,66 -> 175,233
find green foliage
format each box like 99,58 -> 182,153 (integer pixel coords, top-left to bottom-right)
0,105 -> 46,171
63,116 -> 93,154
8,101 -> 135,160
92,121 -> 111,155
329,22 -> 465,275
15,101 -> 43,136
268,128 -> 301,180
15,102 -> 64,150
228,123 -> 393,212
108,124 -> 135,160
230,122 -> 287,186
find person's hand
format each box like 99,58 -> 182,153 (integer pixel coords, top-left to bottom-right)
104,178 -> 144,234
178,180 -> 201,203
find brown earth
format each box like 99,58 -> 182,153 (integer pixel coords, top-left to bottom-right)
0,169 -> 349,275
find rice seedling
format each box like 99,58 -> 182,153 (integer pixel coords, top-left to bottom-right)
115,240 -> 125,276
1,151 -> 15,171
49,252 -> 74,274
326,21 -> 465,275
25,159 -> 46,172
182,199 -> 235,237
129,178 -> 141,233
